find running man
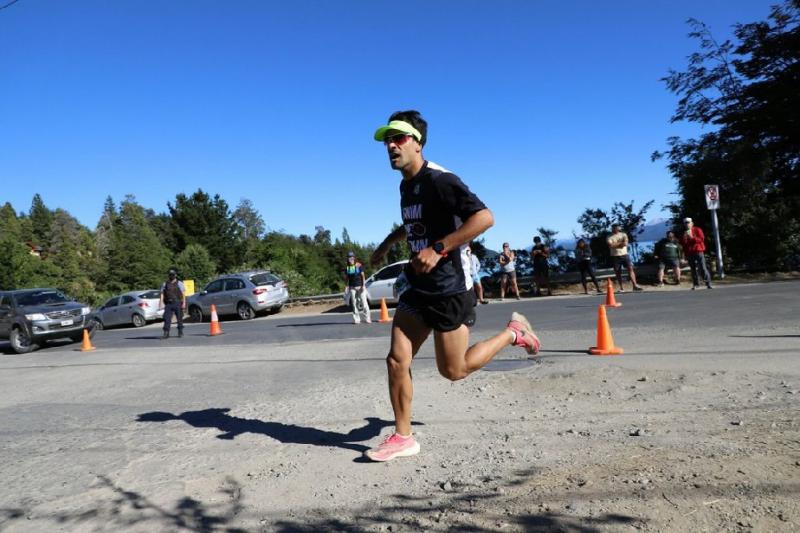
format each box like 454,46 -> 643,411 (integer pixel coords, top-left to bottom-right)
367,110 -> 540,462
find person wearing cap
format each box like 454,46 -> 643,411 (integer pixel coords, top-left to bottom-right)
680,217 -> 713,289
498,243 -> 521,300
366,110 -> 541,462
344,251 -> 371,324
159,268 -> 186,339
606,223 -> 643,292
654,230 -> 683,286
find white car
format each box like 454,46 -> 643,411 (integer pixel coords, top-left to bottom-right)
365,260 -> 408,306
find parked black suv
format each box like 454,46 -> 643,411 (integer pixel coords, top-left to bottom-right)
0,288 -> 94,354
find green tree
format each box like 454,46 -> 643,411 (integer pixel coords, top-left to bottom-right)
174,244 -> 217,287
0,202 -> 62,290
385,223 -> 411,265
654,2 -> 800,269
29,194 -> 53,249
168,189 -> 243,273
95,196 -> 116,260
48,209 -> 85,291
106,196 -> 172,291
577,200 -> 654,264
232,198 -> 265,241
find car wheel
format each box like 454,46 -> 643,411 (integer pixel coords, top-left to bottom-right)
189,306 -> 204,323
270,304 -> 284,315
131,313 -> 146,328
9,327 -> 36,354
237,302 -> 255,320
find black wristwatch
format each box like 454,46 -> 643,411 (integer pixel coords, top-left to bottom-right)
432,242 -> 446,255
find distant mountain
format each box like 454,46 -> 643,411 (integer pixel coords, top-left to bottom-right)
553,218 -> 673,250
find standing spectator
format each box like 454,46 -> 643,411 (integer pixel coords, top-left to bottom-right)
681,217 -> 713,290
159,268 -> 185,339
531,236 -> 551,296
606,223 -> 643,292
498,243 -> 520,300
467,246 -> 488,304
655,230 -> 683,286
344,251 -> 371,324
575,238 -> 602,294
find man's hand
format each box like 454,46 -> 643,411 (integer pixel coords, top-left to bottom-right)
412,247 -> 443,274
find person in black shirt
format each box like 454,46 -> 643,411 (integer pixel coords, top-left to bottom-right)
159,268 -> 186,339
365,110 -> 542,462
575,238 -> 602,294
531,236 -> 551,296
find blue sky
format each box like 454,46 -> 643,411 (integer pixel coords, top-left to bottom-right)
1,0 -> 772,249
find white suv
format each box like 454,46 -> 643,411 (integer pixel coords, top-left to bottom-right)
365,261 -> 408,306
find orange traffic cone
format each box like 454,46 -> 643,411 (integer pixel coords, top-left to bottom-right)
209,304 -> 223,336
379,298 -> 391,323
79,328 -> 96,352
604,278 -> 622,308
588,304 -> 624,355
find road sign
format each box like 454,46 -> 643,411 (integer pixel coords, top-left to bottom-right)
705,184 -> 720,210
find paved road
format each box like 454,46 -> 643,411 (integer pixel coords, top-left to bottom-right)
0,280 -> 797,531
6,280 -> 796,356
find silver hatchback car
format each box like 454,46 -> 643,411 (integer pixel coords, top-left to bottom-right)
91,290 -> 164,329
187,271 -> 289,322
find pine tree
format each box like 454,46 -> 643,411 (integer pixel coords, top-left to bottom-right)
106,197 -> 172,291
29,193 -> 53,250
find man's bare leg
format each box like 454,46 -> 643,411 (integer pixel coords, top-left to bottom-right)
628,265 -> 639,288
433,325 -> 515,381
387,309 -> 430,436
500,277 -> 507,299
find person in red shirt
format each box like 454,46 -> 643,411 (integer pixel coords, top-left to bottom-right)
680,217 -> 713,290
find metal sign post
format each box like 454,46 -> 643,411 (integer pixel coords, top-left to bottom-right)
704,185 -> 724,278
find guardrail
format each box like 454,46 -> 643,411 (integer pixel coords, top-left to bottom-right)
286,264 -> 692,303
288,293 -> 342,304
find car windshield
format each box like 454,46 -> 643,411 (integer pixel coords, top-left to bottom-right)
139,290 -> 160,299
250,273 -> 280,286
15,290 -> 70,306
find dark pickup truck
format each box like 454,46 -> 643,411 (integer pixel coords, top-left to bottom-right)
0,288 -> 94,354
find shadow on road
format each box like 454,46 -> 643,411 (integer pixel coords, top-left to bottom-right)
0,470 -> 644,532
136,409 -> 420,454
0,475 -> 246,533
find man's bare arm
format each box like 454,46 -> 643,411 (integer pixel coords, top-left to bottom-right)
370,225 -> 407,266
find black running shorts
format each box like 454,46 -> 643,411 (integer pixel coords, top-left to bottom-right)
397,289 -> 476,332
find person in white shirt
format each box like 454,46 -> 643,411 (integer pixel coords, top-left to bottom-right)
606,224 -> 643,292
466,245 -> 488,305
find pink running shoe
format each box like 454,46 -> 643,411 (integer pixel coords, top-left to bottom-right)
365,433 -> 420,462
507,311 -> 541,356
